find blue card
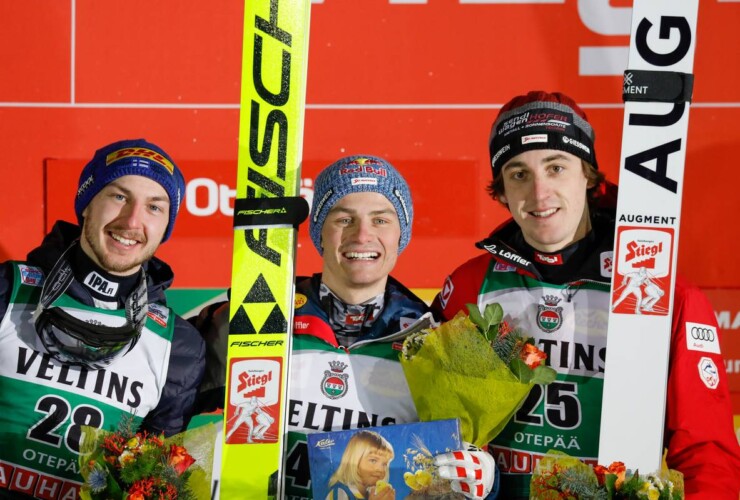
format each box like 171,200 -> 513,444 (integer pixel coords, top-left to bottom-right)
306,419 -> 463,499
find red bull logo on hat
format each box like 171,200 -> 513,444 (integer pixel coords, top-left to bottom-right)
339,157 -> 388,177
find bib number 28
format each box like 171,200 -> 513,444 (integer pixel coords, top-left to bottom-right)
27,395 -> 104,453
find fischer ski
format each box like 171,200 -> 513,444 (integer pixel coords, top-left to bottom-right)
598,0 -> 699,472
218,0 -> 311,498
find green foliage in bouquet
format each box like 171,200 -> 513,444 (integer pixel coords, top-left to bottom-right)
465,303 -> 556,385
78,415 -> 215,500
530,450 -> 684,499
401,303 -> 557,448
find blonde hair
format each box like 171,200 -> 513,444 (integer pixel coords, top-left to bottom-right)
327,431 -> 394,491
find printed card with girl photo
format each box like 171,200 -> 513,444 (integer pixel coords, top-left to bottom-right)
306,419 -> 465,499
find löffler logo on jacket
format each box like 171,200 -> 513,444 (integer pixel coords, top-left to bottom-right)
321,361 -> 349,400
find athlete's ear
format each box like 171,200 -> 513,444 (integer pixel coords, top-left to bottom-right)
499,193 -> 508,204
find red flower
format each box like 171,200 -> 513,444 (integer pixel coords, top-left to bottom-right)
593,464 -> 609,486
102,434 -> 126,454
607,461 -> 626,488
128,478 -> 154,500
520,342 -> 547,369
161,482 -> 179,499
498,321 -> 513,337
168,444 -> 195,475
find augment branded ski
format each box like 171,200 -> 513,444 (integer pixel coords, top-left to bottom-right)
598,0 -> 699,472
218,0 -> 311,498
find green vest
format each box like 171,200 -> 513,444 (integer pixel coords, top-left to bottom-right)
0,263 -> 176,499
480,266 -> 610,497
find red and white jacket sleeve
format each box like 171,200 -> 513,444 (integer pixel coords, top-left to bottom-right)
431,255 -> 492,321
665,276 -> 740,499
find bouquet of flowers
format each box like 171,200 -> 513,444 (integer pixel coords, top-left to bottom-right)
530,451 -> 684,499
78,415 -> 216,500
400,303 -> 556,448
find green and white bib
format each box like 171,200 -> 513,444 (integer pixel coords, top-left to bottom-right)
0,263 -> 176,499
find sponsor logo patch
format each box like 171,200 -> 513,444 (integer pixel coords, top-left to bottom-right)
534,252 -> 562,266
491,144 -> 511,168
351,177 -> 378,186
313,188 -> 334,222
493,262 -> 516,272
294,293 -> 307,309
146,303 -> 170,328
321,360 -> 349,400
698,356 -> 719,389
612,227 -> 673,316
562,135 -> 591,154
18,265 -> 43,286
226,358 -> 281,445
522,134 -> 548,145
106,147 -> 176,174
439,276 -> 454,309
600,251 -> 613,278
537,295 -> 563,333
339,158 -> 388,177
685,322 -> 720,354
83,271 -> 119,297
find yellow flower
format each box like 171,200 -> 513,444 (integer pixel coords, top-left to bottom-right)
639,481 -> 660,500
118,450 -> 135,465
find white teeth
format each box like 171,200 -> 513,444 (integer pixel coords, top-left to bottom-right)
345,252 -> 378,260
532,208 -> 557,217
111,233 -> 137,246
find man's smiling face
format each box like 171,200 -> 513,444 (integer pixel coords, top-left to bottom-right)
499,149 -> 593,253
80,175 -> 170,276
320,192 -> 401,303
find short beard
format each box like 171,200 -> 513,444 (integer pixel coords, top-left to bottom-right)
82,224 -> 156,275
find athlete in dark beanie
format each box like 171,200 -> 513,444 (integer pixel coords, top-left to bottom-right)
0,139 -> 204,498
433,90 -> 740,499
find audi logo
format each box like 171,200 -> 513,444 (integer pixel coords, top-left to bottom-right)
691,326 -> 715,342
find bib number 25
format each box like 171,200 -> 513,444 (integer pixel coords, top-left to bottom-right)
514,382 -> 581,429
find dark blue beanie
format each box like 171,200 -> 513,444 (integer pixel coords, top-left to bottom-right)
74,139 -> 185,243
